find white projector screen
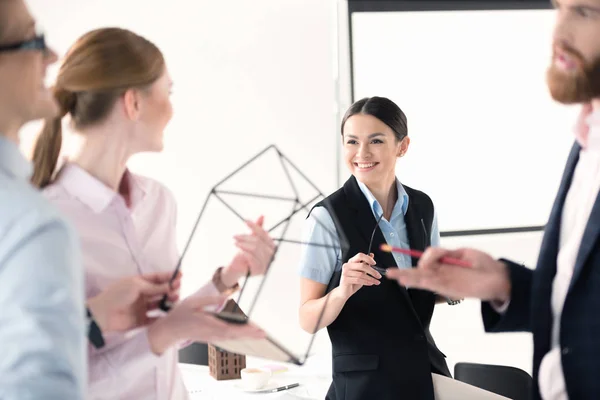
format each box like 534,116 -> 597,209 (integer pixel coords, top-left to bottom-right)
350,9 -> 580,232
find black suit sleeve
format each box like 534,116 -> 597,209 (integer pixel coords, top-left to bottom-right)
481,260 -> 533,333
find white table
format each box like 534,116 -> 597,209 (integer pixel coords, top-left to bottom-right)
179,357 -> 331,400
179,357 -> 509,400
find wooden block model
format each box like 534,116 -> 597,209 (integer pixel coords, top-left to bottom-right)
208,299 -> 247,380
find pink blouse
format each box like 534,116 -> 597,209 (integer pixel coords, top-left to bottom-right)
44,163 -> 218,400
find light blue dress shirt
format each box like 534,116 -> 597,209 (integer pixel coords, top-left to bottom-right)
0,136 -> 85,399
299,179 -> 440,285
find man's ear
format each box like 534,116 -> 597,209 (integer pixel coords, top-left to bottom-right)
123,88 -> 142,121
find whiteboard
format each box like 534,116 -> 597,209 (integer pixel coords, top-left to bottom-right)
350,9 -> 579,232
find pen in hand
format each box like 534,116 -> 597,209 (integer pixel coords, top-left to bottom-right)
380,244 -> 472,268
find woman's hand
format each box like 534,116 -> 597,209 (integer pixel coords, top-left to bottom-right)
87,271 -> 181,333
147,295 -> 266,355
220,216 -> 277,288
337,252 -> 381,299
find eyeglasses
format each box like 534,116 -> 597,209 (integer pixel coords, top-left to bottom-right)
368,213 -> 387,276
367,213 -> 384,256
0,34 -> 47,54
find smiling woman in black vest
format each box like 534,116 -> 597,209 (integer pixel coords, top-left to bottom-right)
298,96 -> 454,400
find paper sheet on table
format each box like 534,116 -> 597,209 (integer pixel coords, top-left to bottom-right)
432,373 -> 510,400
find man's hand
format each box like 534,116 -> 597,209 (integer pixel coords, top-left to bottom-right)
221,216 -> 276,288
386,247 -> 511,302
87,271 -> 181,333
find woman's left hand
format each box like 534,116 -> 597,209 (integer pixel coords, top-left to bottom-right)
220,216 -> 276,288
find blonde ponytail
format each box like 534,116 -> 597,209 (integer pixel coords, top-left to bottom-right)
31,27 -> 165,189
31,87 -> 75,188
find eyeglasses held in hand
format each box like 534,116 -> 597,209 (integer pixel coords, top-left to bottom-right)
367,213 -> 387,276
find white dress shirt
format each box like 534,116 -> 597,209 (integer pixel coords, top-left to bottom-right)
537,108 -> 600,400
0,136 -> 86,400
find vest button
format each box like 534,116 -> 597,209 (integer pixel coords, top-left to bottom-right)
562,347 -> 571,355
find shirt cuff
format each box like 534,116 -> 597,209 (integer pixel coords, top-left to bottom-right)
490,298 -> 510,314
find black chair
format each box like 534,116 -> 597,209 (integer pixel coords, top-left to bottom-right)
454,362 -> 532,400
178,342 -> 209,366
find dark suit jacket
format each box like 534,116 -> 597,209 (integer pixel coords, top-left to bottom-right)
482,142 -> 600,399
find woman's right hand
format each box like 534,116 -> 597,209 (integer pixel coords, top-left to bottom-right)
147,295 -> 266,355
338,252 -> 381,299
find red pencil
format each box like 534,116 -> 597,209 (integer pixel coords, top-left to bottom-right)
380,244 -> 472,268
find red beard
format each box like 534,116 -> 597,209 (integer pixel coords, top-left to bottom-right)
546,44 -> 600,104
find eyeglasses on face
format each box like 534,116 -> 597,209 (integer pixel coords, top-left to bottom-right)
0,34 -> 47,54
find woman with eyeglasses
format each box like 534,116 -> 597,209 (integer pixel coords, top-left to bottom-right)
0,2 -> 194,399
30,27 -> 275,399
0,2 -> 86,398
298,97 -> 455,400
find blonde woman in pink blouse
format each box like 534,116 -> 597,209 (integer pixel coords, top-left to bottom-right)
31,28 -> 274,399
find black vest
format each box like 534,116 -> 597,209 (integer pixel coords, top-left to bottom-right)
312,176 -> 450,400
